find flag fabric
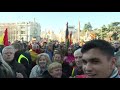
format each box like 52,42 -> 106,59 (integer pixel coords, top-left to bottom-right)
69,31 -> 72,45
65,22 -> 69,40
4,28 -> 9,46
65,22 -> 69,49
0,34 -> 4,45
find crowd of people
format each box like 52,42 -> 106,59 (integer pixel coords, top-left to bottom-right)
0,39 -> 120,78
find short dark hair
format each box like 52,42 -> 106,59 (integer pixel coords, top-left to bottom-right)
81,39 -> 115,57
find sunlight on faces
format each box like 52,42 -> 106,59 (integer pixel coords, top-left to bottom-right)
74,49 -> 82,67
82,48 -> 116,78
54,54 -> 62,63
48,62 -> 62,78
74,56 -> 82,67
50,68 -> 62,78
113,41 -> 120,49
38,55 -> 47,68
2,48 -> 15,62
68,47 -> 73,54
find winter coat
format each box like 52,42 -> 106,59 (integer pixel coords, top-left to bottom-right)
29,65 -> 48,78
8,59 -> 28,78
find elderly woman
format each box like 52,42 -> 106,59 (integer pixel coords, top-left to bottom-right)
29,53 -> 51,78
44,62 -> 67,78
53,51 -> 72,78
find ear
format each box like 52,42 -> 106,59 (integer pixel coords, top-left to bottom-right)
49,71 -> 53,76
110,57 -> 116,69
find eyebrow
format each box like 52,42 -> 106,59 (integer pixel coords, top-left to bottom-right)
82,57 -> 99,62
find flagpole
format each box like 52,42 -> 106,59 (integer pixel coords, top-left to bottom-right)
65,22 -> 69,49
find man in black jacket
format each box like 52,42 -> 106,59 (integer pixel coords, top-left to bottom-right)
2,46 -> 27,78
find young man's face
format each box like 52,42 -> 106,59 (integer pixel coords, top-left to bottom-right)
82,48 -> 115,78
50,67 -> 62,78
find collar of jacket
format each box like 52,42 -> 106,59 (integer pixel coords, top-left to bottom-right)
109,67 -> 120,78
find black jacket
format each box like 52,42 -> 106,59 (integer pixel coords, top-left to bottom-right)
62,62 -> 73,78
14,50 -> 32,77
43,71 -> 67,78
8,59 -> 28,78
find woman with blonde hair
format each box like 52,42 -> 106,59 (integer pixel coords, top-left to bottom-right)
43,62 -> 67,78
53,52 -> 72,78
29,53 -> 51,78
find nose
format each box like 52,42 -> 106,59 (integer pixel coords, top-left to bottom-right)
7,53 -> 11,56
84,63 -> 93,73
58,70 -> 62,74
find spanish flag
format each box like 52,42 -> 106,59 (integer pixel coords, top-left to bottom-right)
0,28 -> 9,46
4,28 -> 9,46
0,33 -> 4,45
69,31 -> 72,45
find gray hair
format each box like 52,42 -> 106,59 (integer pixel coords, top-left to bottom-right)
2,46 -> 15,54
74,48 -> 81,56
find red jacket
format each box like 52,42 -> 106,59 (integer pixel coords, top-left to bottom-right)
75,75 -> 87,78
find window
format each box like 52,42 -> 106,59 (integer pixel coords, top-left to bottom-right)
21,31 -> 25,34
21,26 -> 25,29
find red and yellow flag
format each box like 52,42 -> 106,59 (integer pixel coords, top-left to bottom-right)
0,33 -> 4,45
0,28 -> 9,46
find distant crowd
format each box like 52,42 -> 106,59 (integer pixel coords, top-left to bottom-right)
0,39 -> 120,78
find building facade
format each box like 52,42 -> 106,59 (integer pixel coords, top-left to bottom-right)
0,21 -> 41,43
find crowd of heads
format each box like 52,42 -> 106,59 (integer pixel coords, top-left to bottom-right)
0,39 -> 120,78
